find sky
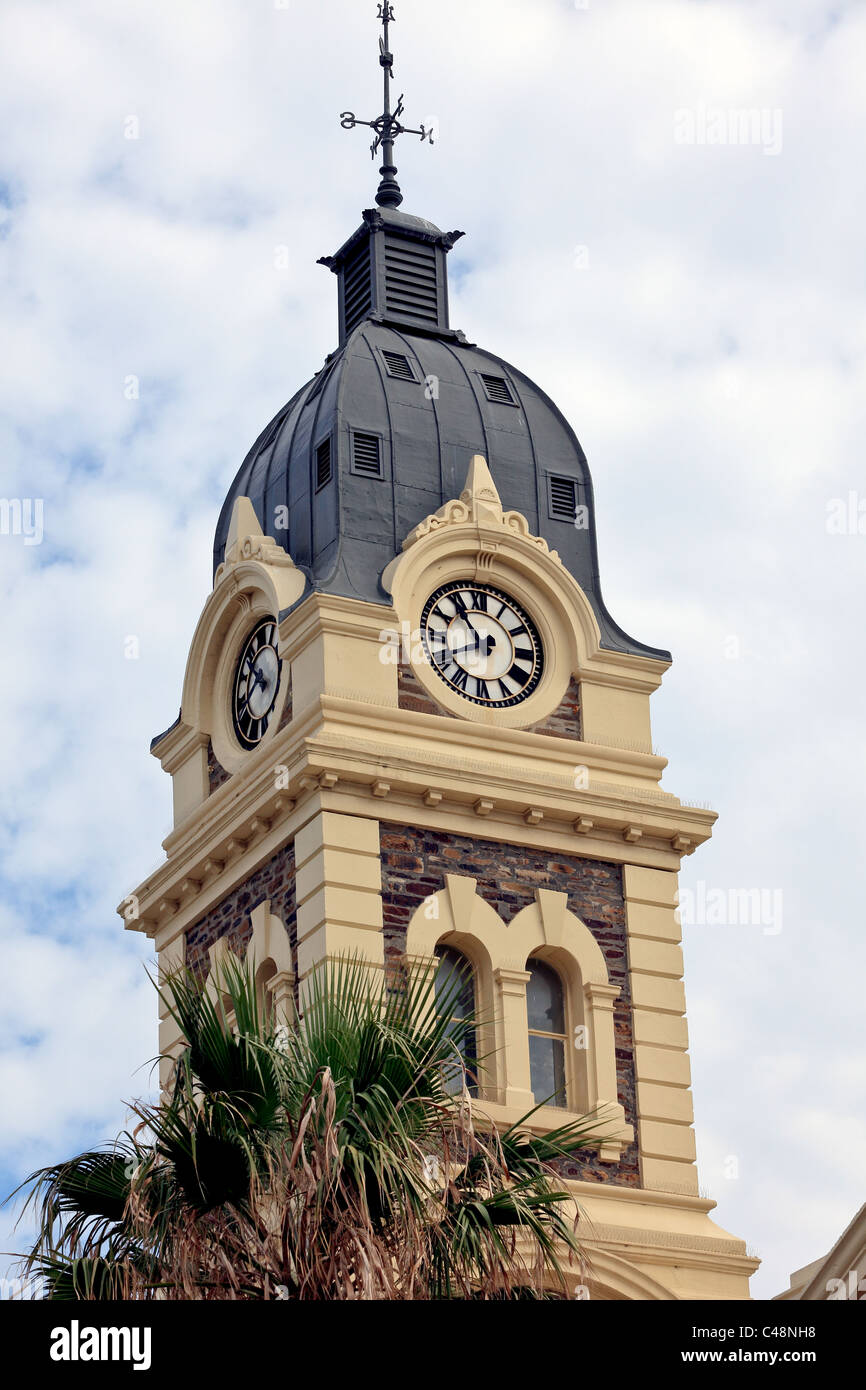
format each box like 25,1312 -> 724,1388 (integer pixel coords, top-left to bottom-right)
1,0 -> 864,1300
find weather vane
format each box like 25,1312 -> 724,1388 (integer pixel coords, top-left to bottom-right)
339,3 -> 434,208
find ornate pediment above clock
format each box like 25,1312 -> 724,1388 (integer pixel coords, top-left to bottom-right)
168,496 -> 302,780
382,455 -> 604,728
400,453 -> 561,561
214,496 -> 305,607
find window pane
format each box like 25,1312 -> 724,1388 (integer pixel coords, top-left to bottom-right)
434,946 -> 473,1021
529,1034 -> 567,1108
526,959 -> 565,1034
434,945 -> 477,1095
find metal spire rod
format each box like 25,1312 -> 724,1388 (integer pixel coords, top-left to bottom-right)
339,3 -> 434,208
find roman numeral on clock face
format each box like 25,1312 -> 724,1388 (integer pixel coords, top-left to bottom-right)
440,589 -> 490,619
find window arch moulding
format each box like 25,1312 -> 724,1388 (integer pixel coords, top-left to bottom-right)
404,875 -> 631,1159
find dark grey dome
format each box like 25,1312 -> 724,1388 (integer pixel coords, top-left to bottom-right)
213,211 -> 669,662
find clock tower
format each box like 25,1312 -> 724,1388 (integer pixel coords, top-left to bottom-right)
120,7 -> 757,1301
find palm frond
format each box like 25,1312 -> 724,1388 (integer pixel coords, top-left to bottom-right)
11,952 -> 600,1299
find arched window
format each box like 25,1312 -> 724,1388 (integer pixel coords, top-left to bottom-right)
255,959 -> 277,1024
434,945 -> 477,1095
526,958 -> 567,1108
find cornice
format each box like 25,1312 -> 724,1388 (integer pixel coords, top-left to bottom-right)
576,660 -> 671,694
120,692 -> 715,941
580,1230 -> 759,1275
152,722 -> 208,774
159,693 -> 702,866
309,731 -> 703,833
160,697 -> 322,859
567,1180 -> 719,1217
126,787 -> 318,944
581,1221 -> 749,1260
319,694 -> 671,784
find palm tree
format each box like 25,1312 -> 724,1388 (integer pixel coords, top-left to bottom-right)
11,953 -> 608,1299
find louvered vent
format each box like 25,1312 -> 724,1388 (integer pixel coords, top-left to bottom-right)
549,475 -> 578,520
383,236 -> 440,327
315,437 -> 332,491
342,240 -> 373,336
480,373 -> 516,405
381,350 -> 416,382
352,432 -> 382,477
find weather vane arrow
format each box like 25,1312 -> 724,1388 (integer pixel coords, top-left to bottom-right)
339,3 -> 434,208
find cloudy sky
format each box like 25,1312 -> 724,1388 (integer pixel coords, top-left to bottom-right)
1,0 -> 864,1300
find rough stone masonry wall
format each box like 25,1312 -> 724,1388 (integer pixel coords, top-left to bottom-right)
207,739 -> 231,794
185,842 -> 297,988
181,811 -> 638,1186
531,675 -> 582,739
379,823 -> 639,1187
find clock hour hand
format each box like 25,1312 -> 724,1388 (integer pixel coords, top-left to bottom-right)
463,612 -> 498,654
452,632 -> 494,659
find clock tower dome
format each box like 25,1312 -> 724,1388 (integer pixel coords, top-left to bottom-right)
121,6 -> 757,1301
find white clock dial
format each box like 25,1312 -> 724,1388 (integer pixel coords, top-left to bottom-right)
232,618 -> 282,749
420,582 -> 543,708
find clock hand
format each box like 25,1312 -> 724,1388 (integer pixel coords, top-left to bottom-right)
452,633 -> 495,661
452,641 -> 481,657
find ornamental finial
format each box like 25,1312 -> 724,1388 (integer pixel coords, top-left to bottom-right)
339,4 -> 434,208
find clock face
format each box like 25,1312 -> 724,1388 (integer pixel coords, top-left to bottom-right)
232,617 -> 282,749
420,581 -> 543,708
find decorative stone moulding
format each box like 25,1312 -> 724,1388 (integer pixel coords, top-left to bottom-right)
177,496 -> 304,778
382,455 -> 616,729
121,734 -> 713,941
400,453 -> 562,557
213,496 -> 304,587
404,875 -> 631,1157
